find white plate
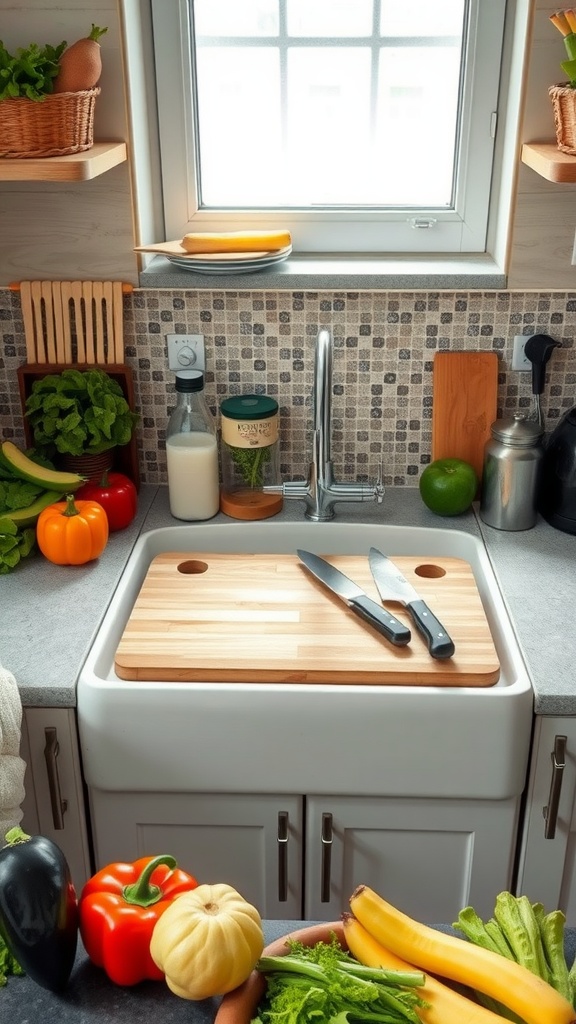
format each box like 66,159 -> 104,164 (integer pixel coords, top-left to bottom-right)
166,246 -> 292,274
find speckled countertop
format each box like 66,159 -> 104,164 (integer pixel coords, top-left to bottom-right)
2,485 -> 575,715
3,921 -> 576,1024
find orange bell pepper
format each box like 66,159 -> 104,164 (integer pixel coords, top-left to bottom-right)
79,854 -> 199,986
36,493 -> 109,565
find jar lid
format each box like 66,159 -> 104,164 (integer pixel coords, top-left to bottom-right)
490,414 -> 543,446
175,370 -> 204,393
220,394 -> 278,420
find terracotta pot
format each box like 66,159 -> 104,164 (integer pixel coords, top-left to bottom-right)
549,83 -> 576,155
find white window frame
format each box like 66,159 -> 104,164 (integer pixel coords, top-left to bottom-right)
150,0 -> 506,255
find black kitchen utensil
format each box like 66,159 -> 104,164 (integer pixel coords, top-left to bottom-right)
524,333 -> 562,427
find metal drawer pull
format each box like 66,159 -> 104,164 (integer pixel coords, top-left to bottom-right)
277,811 -> 289,902
544,734 -> 567,840
43,727 -> 68,830
321,812 -> 333,903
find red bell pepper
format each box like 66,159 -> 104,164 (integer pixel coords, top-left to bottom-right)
79,854 -> 198,985
74,470 -> 137,531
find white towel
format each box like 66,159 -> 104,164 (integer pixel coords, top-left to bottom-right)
0,662 -> 26,842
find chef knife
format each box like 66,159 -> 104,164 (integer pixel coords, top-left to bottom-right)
296,549 -> 411,647
368,547 -> 455,660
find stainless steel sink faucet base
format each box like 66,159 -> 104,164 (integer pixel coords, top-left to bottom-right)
272,329 -> 384,521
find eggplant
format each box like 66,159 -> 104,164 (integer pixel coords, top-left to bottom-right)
0,827 -> 78,992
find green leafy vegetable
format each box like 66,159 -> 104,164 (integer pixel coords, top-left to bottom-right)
24,368 -> 139,458
0,38 -> 66,100
227,443 -> 271,488
453,891 -> 576,1017
0,479 -> 42,513
0,930 -> 24,986
252,935 -> 428,1024
0,517 -> 36,574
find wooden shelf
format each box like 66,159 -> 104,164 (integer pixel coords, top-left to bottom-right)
0,141 -> 127,182
521,142 -> 576,183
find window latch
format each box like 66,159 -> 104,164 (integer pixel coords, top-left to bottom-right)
409,218 -> 437,229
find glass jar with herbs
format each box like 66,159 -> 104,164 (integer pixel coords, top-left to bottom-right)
220,394 -> 283,520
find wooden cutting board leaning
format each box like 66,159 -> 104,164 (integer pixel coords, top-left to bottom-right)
114,553 -> 500,686
432,351 -> 499,482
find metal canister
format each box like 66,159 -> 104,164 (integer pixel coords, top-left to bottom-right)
479,415 -> 544,531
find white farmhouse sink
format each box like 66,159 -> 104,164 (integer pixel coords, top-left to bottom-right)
77,521 -> 533,801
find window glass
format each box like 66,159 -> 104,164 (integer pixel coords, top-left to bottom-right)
151,0 -> 506,254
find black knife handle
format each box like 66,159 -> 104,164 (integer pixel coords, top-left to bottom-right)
348,594 -> 411,647
407,600 -> 455,659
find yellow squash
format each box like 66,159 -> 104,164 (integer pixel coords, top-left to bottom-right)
349,885 -> 576,1024
150,882 -> 264,1000
343,913 -> 511,1024
181,230 -> 291,254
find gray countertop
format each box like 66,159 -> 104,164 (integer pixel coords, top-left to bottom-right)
2,486 -> 575,715
3,921 -> 576,1024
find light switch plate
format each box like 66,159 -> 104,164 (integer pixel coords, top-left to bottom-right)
166,334 -> 205,372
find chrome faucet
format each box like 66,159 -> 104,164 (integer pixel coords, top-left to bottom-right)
270,329 -> 384,521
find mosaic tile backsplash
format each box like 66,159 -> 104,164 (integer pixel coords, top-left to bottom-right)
1,288 -> 575,486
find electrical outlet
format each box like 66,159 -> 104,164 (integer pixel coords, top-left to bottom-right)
166,334 -> 205,372
512,335 -> 531,372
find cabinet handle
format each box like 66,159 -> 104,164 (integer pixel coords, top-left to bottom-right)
321,812 -> 333,903
277,811 -> 289,902
43,727 -> 68,830
543,734 -> 567,840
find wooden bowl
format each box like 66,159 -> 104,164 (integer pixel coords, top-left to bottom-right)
215,922 -> 346,1024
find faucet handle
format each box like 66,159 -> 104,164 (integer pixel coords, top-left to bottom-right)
374,464 -> 385,504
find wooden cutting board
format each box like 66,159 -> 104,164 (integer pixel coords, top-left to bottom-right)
114,553 -> 500,686
432,351 -> 499,481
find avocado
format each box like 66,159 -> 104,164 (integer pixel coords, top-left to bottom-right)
1,441 -> 84,492
4,490 -> 63,528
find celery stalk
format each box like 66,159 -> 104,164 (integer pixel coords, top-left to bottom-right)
484,918 -> 515,958
517,895 -> 551,983
537,908 -> 572,1003
453,906 -> 512,958
494,892 -> 549,980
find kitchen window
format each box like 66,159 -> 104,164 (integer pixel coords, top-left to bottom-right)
151,0 -> 506,255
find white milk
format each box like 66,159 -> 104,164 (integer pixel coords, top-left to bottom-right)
166,432 -> 220,520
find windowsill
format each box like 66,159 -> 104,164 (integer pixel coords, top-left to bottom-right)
139,253 -> 507,291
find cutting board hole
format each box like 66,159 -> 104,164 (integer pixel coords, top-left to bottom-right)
414,563 -> 446,580
177,559 -> 209,575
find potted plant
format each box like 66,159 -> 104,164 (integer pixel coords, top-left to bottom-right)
24,367 -> 139,477
549,9 -> 576,154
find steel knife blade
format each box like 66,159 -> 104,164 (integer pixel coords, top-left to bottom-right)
368,547 -> 455,660
296,549 -> 411,647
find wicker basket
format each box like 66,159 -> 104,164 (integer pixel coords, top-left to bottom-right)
549,83 -> 576,155
0,88 -> 100,159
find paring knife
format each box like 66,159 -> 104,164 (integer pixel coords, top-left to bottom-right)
296,549 -> 411,647
368,548 -> 455,660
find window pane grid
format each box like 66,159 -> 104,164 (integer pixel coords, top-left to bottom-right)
151,0 -> 505,254
192,0 -> 466,212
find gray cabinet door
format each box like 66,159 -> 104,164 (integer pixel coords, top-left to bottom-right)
516,717 -> 576,925
21,708 -> 92,891
305,793 -> 521,922
90,790 -> 304,919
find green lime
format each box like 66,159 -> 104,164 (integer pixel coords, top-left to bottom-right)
419,458 -> 478,516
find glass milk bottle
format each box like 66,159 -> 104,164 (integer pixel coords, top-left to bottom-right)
166,370 -> 219,520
